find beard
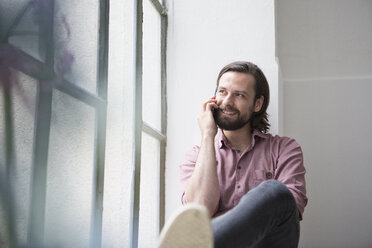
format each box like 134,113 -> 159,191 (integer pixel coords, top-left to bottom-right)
213,106 -> 252,131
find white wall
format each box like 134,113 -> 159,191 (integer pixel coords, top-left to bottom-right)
277,0 -> 372,247
165,0 -> 279,221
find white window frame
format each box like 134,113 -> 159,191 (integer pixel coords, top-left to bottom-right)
130,0 -> 168,247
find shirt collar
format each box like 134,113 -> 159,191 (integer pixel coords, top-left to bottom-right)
252,129 -> 268,140
217,129 -> 268,149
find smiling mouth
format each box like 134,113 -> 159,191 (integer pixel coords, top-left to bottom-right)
221,110 -> 237,115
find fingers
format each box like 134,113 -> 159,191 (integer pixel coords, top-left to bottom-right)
206,102 -> 218,112
198,97 -> 218,137
202,96 -> 218,112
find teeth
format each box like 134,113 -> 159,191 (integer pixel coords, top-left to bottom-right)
222,110 -> 235,114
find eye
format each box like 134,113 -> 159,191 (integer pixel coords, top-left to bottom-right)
218,89 -> 226,94
235,93 -> 244,97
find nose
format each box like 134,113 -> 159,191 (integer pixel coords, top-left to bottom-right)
220,93 -> 233,107
224,93 -> 234,105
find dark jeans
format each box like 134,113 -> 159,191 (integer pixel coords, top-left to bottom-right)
212,180 -> 300,248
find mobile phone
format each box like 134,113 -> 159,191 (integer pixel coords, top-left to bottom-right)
212,106 -> 218,120
212,90 -> 217,119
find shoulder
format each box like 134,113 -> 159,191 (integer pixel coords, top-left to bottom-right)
257,132 -> 303,155
260,132 -> 300,145
273,134 -> 300,147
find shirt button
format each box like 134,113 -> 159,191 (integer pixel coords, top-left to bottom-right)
237,166 -> 241,170
266,172 -> 273,179
237,185 -> 240,189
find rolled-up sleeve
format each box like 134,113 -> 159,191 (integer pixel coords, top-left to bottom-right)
275,137 -> 308,219
179,146 -> 200,204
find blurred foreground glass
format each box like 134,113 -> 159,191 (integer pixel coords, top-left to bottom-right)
44,90 -> 95,247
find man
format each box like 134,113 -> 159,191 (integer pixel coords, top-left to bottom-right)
158,61 -> 307,248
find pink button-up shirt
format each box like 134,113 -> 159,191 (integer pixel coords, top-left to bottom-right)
180,129 -> 308,219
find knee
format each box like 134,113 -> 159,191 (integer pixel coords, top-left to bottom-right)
260,179 -> 288,192
258,180 -> 296,208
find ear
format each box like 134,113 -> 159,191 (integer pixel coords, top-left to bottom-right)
254,96 -> 264,113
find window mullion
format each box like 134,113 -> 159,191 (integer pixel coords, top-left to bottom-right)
149,0 -> 167,16
27,1 -> 55,246
142,122 -> 166,141
56,79 -> 106,109
159,11 -> 168,233
130,0 -> 144,247
89,0 -> 110,247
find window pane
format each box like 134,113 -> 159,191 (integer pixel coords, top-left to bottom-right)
0,1 -> 28,36
0,71 -> 37,245
5,3 -> 41,61
44,90 -> 95,247
143,0 -> 162,131
54,0 -> 99,94
1,1 -> 99,94
138,131 -> 160,247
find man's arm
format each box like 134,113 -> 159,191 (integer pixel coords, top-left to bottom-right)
275,137 -> 308,219
184,97 -> 220,216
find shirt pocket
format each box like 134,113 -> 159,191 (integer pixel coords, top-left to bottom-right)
251,169 -> 275,188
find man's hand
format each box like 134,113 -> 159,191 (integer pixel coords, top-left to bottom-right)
198,96 -> 219,138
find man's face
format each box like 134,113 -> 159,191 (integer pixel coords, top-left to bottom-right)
214,71 -> 261,131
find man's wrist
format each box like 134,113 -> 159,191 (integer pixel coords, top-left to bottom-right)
201,133 -> 216,142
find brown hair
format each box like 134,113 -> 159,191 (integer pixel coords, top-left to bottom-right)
216,61 -> 270,133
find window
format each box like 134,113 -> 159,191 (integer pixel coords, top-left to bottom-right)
131,0 -> 168,247
0,0 -> 167,247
